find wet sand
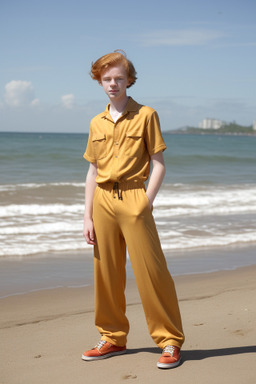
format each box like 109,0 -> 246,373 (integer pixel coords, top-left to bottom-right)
1,265 -> 256,384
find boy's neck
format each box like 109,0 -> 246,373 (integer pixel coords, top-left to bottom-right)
109,96 -> 129,116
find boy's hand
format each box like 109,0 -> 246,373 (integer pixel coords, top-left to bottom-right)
83,218 -> 96,245
146,192 -> 153,210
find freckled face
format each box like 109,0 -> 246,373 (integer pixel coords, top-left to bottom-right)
100,64 -> 131,101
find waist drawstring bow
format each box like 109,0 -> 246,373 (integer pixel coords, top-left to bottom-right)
113,182 -> 123,200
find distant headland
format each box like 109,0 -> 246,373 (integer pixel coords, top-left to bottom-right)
166,119 -> 256,136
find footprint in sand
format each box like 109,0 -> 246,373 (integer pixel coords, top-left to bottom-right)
122,374 -> 137,380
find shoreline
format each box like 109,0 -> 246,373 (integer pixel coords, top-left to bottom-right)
166,130 -> 256,137
1,244 -> 256,298
1,265 -> 255,384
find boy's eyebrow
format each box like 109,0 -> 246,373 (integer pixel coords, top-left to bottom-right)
102,75 -> 125,80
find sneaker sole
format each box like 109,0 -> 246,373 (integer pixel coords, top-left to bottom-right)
157,358 -> 181,369
82,349 -> 127,361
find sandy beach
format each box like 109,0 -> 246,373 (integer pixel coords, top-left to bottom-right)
1,264 -> 255,384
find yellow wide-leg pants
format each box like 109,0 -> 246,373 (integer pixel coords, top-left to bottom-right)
92,181 -> 184,350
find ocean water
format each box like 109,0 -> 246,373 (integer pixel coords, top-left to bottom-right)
1,132 -> 256,259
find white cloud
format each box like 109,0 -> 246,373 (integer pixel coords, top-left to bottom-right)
31,98 -> 40,106
140,29 -> 224,47
4,80 -> 39,107
61,94 -> 75,109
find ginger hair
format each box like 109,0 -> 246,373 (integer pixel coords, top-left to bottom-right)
90,50 -> 137,88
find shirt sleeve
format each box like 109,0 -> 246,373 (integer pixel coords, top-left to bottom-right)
83,126 -> 97,163
144,110 -> 167,156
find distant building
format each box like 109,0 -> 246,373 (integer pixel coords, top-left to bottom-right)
253,120 -> 256,131
199,118 -> 223,130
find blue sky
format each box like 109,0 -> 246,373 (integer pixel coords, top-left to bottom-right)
0,0 -> 255,132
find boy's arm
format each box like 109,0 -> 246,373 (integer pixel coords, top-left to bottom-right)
83,162 -> 98,245
146,151 -> 166,208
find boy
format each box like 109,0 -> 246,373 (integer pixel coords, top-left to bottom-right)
82,51 -> 184,369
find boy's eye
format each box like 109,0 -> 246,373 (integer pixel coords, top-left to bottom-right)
102,76 -> 125,82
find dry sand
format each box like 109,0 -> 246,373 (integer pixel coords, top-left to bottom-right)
1,265 -> 256,384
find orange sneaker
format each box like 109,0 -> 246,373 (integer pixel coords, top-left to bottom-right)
82,340 -> 127,361
157,345 -> 181,369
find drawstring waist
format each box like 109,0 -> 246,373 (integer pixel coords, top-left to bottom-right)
113,182 -> 123,200
98,180 -> 145,200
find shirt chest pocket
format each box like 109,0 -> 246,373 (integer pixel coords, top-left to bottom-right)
92,134 -> 107,160
124,132 -> 144,158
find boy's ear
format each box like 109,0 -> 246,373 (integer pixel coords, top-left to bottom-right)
127,78 -> 132,87
98,81 -> 103,86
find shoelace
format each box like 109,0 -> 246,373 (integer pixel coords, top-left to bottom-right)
95,340 -> 107,351
163,345 -> 175,356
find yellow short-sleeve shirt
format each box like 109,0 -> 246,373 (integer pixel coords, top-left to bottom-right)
83,97 -> 166,184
